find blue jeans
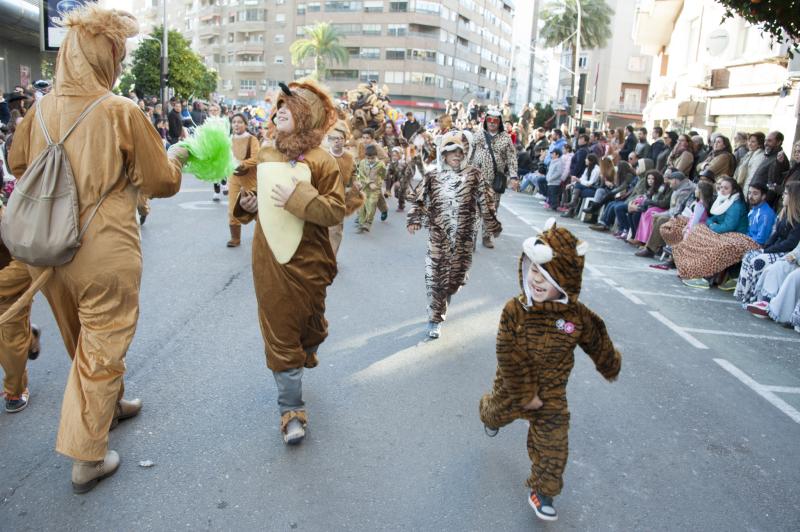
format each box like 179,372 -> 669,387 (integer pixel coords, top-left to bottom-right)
518,172 -> 540,193
600,200 -> 626,227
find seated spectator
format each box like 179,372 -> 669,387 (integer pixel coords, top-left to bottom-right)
666,134 -> 695,176
746,182 -> 777,246
635,171 -> 696,258
656,131 -> 678,173
692,135 -> 708,169
783,140 -> 800,190
650,127 -> 667,168
518,162 -> 546,195
544,129 -> 566,165
634,127 -> 652,160
745,242 -> 800,333
696,134 -> 735,182
619,125 -> 636,162
653,181 -> 715,269
750,131 -> 790,207
622,170 -> 665,243
628,171 -> 674,247
674,177 -> 754,289
734,132 -> 766,192
583,156 -> 635,219
734,182 -> 800,303
588,160 -> 639,233
560,153 -> 600,218
733,131 -> 749,164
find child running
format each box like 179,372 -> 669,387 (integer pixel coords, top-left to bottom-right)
355,144 -> 387,233
479,219 -> 622,521
407,131 -> 501,338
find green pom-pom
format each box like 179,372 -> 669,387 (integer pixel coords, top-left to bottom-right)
180,117 -> 238,183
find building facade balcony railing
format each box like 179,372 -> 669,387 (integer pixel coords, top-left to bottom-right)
609,103 -> 646,114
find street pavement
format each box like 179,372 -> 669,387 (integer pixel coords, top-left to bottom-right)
1,175 -> 799,531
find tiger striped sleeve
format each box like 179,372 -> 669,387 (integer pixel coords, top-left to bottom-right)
494,299 -> 524,401
577,303 -> 622,382
406,171 -> 433,228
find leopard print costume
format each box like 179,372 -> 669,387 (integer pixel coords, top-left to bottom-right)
479,219 -> 622,497
407,164 -> 501,323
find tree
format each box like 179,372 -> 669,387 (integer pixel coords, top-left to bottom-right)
540,0 -> 613,117
534,103 -> 555,128
130,27 -> 218,99
717,0 -> 799,56
290,22 -> 348,81
115,67 -> 136,96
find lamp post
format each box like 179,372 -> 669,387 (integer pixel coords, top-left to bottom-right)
161,0 -> 169,107
571,0 -> 582,128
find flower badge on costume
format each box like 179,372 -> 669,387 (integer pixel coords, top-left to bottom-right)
555,319 -> 575,335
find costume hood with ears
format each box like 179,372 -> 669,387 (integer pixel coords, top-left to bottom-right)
436,130 -> 474,172
519,217 -> 588,306
270,78 -> 337,161
56,4 -> 139,97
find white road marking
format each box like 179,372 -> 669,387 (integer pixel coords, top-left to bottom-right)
178,188 -> 216,193
648,311 -> 709,349
178,200 -> 228,210
761,385 -> 800,394
627,290 -> 741,305
683,328 -> 800,343
714,358 -> 800,425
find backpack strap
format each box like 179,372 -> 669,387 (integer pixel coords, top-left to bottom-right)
58,93 -> 113,144
35,102 -> 54,146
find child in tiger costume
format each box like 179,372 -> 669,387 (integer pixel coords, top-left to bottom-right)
479,218 -> 622,521
407,131 -> 501,339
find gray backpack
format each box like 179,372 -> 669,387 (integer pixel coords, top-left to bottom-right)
0,93 -> 112,267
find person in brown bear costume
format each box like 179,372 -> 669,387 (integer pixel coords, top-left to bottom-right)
479,218 -> 621,522
235,79 -> 344,444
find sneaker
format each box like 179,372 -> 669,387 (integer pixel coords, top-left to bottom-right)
682,277 -> 710,290
634,247 -> 654,258
746,301 -> 770,318
5,388 -> 29,413
542,202 -> 551,209
534,193 -> 546,200
528,491 -> 558,521
212,192 -> 221,202
719,278 -> 738,291
283,418 -> 305,445
589,223 -> 608,232
380,210 -> 388,221
427,321 -> 442,339
356,226 -> 368,234
482,237 -> 494,249
484,424 -> 499,437
794,325 -> 800,334
556,206 -> 569,213
222,184 -> 229,196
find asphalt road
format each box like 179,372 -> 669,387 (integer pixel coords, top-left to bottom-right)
1,176 -> 799,531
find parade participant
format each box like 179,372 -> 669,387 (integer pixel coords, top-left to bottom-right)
386,146 -> 414,212
357,127 -> 389,219
7,4 -> 186,493
479,219 -> 621,522
407,131 -> 501,339
470,108 -> 517,248
326,119 -> 362,255
234,79 -> 343,445
355,144 -> 387,233
225,113 -> 260,247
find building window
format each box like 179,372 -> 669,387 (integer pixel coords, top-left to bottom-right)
387,24 -> 407,36
276,13 -> 286,23
327,69 -> 359,80
364,1 -> 383,12
294,69 -> 313,78
360,47 -> 380,59
385,71 -> 404,83
360,70 -> 379,82
627,56 -> 645,72
415,1 -> 439,14
407,48 -> 436,62
346,47 -> 360,57
274,34 -> 285,43
362,24 -> 381,36
389,1 -> 408,12
274,56 -> 284,64
297,3 -> 306,14
308,2 -> 321,11
331,23 -> 361,35
325,1 -> 362,11
240,79 -> 257,90
385,48 -> 405,60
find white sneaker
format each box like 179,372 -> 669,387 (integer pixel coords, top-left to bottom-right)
212,192 -> 221,202
427,321 -> 441,339
534,193 -> 546,200
222,184 -> 229,196
283,418 -> 305,445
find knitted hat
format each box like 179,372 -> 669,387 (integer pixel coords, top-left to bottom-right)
520,218 -> 588,304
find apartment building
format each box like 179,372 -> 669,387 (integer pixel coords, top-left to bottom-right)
133,0 -> 515,117
633,0 -> 798,143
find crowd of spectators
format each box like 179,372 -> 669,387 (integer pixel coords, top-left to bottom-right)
512,122 -> 800,335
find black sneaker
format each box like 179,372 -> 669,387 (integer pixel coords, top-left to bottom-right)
5,389 -> 30,413
528,491 -> 557,521
380,210 -> 388,221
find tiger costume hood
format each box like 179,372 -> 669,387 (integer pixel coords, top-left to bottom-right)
519,218 -> 588,307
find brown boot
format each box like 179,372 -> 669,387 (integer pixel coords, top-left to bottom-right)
227,225 -> 241,247
110,398 -> 142,430
72,450 -> 120,494
482,236 -> 494,249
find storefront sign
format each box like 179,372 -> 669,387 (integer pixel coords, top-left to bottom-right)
41,0 -> 94,51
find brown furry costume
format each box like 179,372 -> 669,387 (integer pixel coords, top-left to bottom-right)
234,79 -> 344,432
479,219 -> 621,497
9,5 -> 182,461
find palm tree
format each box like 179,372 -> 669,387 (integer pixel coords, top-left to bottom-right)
289,22 -> 348,81
539,0 -> 613,110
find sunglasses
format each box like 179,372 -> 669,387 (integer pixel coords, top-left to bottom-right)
486,117 -> 501,123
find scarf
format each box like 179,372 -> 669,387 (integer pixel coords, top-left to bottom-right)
710,192 -> 739,216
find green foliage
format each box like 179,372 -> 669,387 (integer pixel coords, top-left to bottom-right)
534,103 -> 555,128
130,27 -> 218,99
539,0 -> 614,50
115,67 -> 136,96
290,22 -> 348,80
40,56 -> 56,80
717,0 -> 799,56
180,117 -> 236,182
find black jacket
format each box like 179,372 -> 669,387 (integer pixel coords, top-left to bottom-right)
619,133 -> 636,161
570,146 -> 589,178
751,150 -> 791,207
764,219 -> 800,254
402,119 -> 421,140
167,110 -> 184,145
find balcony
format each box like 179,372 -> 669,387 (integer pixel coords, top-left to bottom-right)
233,61 -> 267,71
609,103 -> 646,115
632,0 -> 683,55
